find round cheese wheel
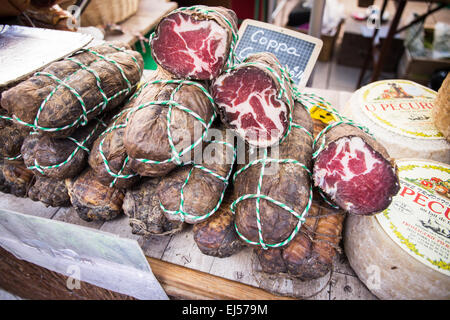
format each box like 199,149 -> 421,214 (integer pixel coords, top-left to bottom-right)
432,73 -> 450,142
342,80 -> 450,163
345,159 -> 450,300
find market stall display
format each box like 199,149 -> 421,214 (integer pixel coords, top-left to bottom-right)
1,4 -> 448,301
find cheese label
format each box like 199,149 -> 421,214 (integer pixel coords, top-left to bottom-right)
376,160 -> 450,276
360,80 -> 443,139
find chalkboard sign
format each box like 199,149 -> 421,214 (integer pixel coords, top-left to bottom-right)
235,20 -> 323,88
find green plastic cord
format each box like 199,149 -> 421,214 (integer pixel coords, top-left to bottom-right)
159,139 -> 237,223
12,44 -> 140,134
27,118 -> 107,175
149,6 -> 240,73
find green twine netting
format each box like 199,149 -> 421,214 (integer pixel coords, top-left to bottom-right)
98,79 -> 217,188
26,118 -> 107,176
230,121 -> 314,249
149,5 -> 240,74
160,139 -> 237,223
13,44 -> 141,134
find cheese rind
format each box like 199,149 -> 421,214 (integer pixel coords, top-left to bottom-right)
345,214 -> 450,300
342,80 -> 450,163
344,159 -> 450,299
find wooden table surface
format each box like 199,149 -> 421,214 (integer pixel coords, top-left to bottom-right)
0,87 -> 377,300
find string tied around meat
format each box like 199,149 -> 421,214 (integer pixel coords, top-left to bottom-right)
98,79 -> 217,188
26,118 -> 107,176
230,126 -> 314,249
12,44 -> 141,135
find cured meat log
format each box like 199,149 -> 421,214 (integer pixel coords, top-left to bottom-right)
0,109 -> 29,161
151,6 -> 238,80
232,103 -> 313,247
254,200 -> 344,280
21,118 -> 107,179
123,177 -> 185,236
1,42 -> 143,138
1,161 -> 35,197
211,52 -> 294,147
158,129 -> 235,224
28,175 -> 70,207
312,123 -> 400,215
123,75 -> 215,177
193,198 -> 245,258
88,107 -> 140,189
66,168 -> 124,221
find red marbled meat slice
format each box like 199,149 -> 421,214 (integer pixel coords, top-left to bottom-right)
212,67 -> 288,147
151,12 -> 229,80
313,136 -> 399,215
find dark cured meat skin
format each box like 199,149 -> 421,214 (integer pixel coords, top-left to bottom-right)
88,106 -> 140,189
66,168 -> 124,221
123,178 -> 185,236
1,42 -> 143,138
254,200 -> 345,280
21,118 -> 107,179
0,108 -> 29,160
0,163 -> 9,194
158,128 -> 235,224
313,123 -> 400,215
123,71 -> 215,177
151,6 -> 238,80
211,53 -> 293,147
233,103 -> 313,246
28,175 -> 70,207
1,162 -> 35,198
193,196 -> 245,258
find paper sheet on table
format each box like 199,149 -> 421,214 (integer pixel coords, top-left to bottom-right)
0,209 -> 168,300
0,25 -> 93,86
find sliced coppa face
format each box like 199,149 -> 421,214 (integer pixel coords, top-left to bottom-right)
152,12 -> 228,80
313,136 -> 399,215
212,67 -> 288,147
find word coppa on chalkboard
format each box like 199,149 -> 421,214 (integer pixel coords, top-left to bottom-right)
234,20 -> 323,88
